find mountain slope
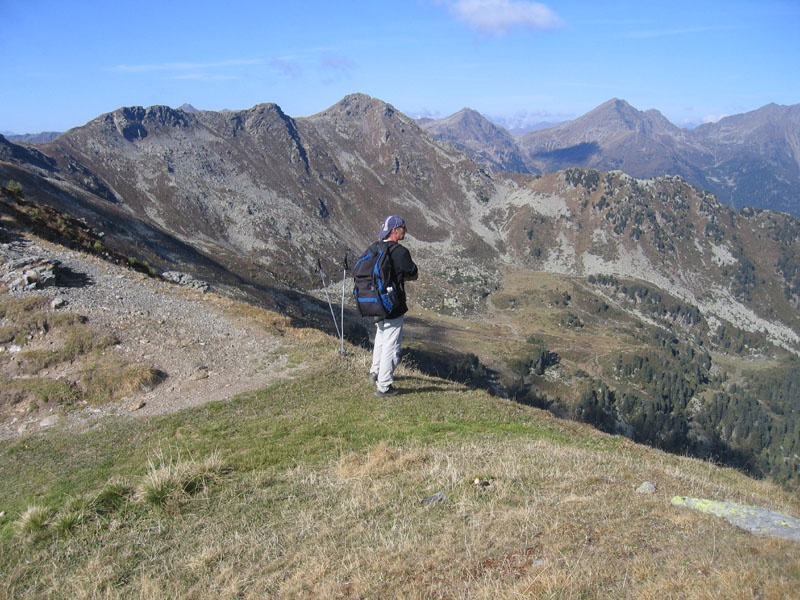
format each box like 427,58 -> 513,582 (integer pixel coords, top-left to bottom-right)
1,224 -> 798,598
423,100 -> 800,217
692,103 -> 800,213
2,96 -> 799,351
418,108 -> 530,173
6,132 -> 61,143
3,96 -> 496,289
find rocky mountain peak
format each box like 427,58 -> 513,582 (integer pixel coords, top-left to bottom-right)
418,107 -> 528,173
422,108 -> 512,144
78,105 -> 193,142
312,93 -> 397,120
235,102 -> 296,134
565,98 -> 678,138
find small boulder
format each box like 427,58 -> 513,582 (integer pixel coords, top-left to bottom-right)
636,481 -> 657,494
39,415 -> 58,428
421,491 -> 446,506
188,368 -> 209,381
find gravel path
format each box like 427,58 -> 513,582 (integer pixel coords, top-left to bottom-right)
1,232 -> 292,438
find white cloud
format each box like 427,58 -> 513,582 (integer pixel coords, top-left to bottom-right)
408,108 -> 444,119
441,0 -> 563,35
702,113 -> 729,124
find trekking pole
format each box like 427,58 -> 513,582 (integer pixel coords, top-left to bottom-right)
317,258 -> 341,340
339,253 -> 348,355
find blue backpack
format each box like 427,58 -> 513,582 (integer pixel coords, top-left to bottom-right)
353,241 -> 399,318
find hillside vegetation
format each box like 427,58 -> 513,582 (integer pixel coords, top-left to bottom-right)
3,178 -> 800,494
1,320 -> 799,599
0,221 -> 797,597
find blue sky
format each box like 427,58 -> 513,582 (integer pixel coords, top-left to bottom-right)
2,0 -> 799,134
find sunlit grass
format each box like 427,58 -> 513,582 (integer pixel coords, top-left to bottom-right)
1,338 -> 798,598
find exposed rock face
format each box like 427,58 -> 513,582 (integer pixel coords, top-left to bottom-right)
418,108 -> 530,174
1,256 -> 62,291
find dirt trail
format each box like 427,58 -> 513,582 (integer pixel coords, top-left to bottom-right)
1,233 -> 293,438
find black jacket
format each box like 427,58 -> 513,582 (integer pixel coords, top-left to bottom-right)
369,240 -> 418,319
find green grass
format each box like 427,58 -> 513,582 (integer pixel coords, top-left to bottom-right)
1,347 -> 798,599
0,377 -> 81,408
17,325 -> 118,373
0,354 -> 611,532
0,295 -> 82,346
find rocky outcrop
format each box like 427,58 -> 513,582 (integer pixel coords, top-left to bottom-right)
672,496 -> 800,541
1,255 -> 62,291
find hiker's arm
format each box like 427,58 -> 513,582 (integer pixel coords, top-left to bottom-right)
391,245 -> 418,282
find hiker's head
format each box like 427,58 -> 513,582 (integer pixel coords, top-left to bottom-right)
378,215 -> 407,241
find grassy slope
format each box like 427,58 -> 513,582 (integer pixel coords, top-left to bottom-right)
1,323 -> 799,599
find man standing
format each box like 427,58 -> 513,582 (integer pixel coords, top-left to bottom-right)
369,215 -> 418,397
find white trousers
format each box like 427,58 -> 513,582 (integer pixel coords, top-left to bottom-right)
370,316 -> 405,392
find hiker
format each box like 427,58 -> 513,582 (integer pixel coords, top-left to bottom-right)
366,215 -> 418,397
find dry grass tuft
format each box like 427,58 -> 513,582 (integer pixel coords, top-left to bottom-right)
336,441 -> 431,479
90,477 -> 132,514
15,505 -> 54,537
52,510 -> 84,537
135,450 -> 229,508
80,361 -> 164,403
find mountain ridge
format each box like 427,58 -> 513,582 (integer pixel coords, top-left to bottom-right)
2,95 -> 798,344
422,99 -> 800,217
9,97 -> 800,217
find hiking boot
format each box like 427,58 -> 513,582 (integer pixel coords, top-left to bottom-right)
374,385 -> 398,397
369,372 -> 378,383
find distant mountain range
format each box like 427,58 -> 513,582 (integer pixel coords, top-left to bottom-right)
1,94 -> 798,344
483,116 -> 567,136
9,97 -> 799,216
6,132 -> 62,143
419,99 -> 800,217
